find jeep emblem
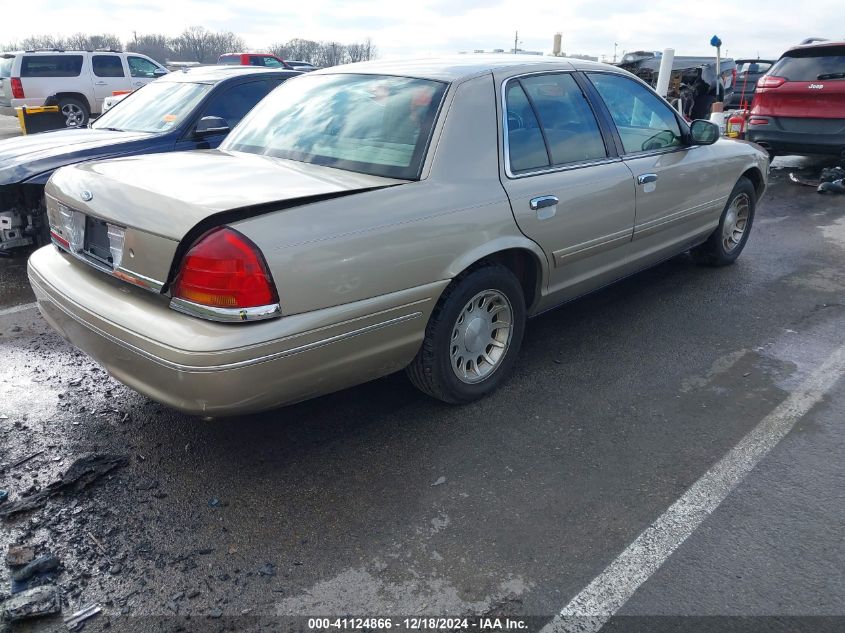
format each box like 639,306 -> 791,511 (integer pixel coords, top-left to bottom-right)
81,190 -> 93,202
808,84 -> 824,90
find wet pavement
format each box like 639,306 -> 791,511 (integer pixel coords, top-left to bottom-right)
0,157 -> 844,632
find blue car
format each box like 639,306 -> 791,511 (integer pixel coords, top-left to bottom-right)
0,65 -> 300,252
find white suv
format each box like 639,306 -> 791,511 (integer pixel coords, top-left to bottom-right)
0,50 -> 167,127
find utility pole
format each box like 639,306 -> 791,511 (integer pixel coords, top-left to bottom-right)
513,31 -> 518,54
613,42 -> 618,63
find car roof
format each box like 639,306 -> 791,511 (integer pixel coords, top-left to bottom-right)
312,55 -> 620,82
784,40 -> 845,54
159,66 -> 301,84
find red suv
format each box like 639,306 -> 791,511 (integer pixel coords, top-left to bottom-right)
746,41 -> 845,158
218,53 -> 293,70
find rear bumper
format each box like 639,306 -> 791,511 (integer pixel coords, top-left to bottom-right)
28,245 -> 443,416
746,117 -> 845,156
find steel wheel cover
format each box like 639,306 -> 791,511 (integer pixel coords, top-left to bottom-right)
722,193 -> 750,253
450,289 -> 513,384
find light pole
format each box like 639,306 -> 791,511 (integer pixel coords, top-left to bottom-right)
613,42 -> 618,63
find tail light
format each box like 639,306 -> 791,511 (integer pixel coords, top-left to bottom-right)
756,76 -> 786,89
10,77 -> 24,99
170,227 -> 280,322
748,117 -> 770,126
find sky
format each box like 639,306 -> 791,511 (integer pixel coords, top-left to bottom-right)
2,0 -> 842,61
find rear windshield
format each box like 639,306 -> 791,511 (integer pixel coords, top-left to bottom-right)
769,46 -> 845,81
222,73 -> 448,180
737,61 -> 772,75
21,55 -> 84,77
0,56 -> 12,78
218,55 -> 240,65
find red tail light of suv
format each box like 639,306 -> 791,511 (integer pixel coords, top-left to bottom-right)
747,42 -> 845,158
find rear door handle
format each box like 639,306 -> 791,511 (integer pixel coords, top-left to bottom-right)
529,195 -> 559,220
637,173 -> 658,185
530,195 -> 559,210
94,81 -> 108,86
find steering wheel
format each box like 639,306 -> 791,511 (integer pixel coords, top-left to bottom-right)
507,110 -> 524,130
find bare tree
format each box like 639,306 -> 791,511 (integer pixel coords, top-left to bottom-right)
64,33 -> 122,51
171,26 -> 245,63
125,34 -> 175,65
270,37 -> 375,67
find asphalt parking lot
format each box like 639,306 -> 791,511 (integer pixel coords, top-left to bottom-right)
0,116 -> 21,140
1,156 -> 844,632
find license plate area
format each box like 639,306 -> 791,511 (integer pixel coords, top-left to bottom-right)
83,215 -> 113,266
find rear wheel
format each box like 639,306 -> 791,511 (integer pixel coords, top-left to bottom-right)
406,264 -> 526,404
58,97 -> 89,128
691,176 -> 756,266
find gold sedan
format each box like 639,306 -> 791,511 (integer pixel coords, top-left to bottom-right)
28,56 -> 768,415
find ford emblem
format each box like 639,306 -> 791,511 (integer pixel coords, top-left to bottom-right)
81,190 -> 93,202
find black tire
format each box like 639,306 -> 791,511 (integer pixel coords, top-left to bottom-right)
57,97 -> 89,128
691,176 -> 756,266
406,263 -> 526,404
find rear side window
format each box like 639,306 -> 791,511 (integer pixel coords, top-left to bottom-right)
93,55 -> 124,78
769,46 -> 845,81
505,82 -> 549,173
519,74 -> 607,166
218,55 -> 240,65
0,56 -> 12,78
21,55 -> 83,77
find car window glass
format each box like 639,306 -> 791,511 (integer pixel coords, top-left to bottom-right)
93,55 -> 125,78
21,55 -> 83,77
248,57 -> 263,66
588,72 -> 682,154
0,56 -> 13,78
222,73 -> 447,180
218,55 -> 239,65
505,82 -> 549,173
128,56 -> 159,78
738,61 -> 772,75
263,57 -> 283,68
769,46 -> 845,80
199,81 -> 272,129
92,81 -> 212,133
520,74 -> 607,166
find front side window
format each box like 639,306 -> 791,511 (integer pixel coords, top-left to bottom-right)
223,74 -> 448,180
21,55 -> 83,77
93,55 -> 124,78
128,56 -> 160,78
588,72 -> 682,154
262,56 -> 283,68
519,74 -> 607,166
92,81 -> 211,133
199,80 -> 273,128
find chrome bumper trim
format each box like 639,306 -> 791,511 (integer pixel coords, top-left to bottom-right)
169,297 -> 282,323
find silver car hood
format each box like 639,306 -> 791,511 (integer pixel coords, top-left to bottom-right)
46,149 -> 407,241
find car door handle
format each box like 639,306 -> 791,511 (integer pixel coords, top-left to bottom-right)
530,195 -> 559,210
94,81 -> 108,86
637,173 -> 658,185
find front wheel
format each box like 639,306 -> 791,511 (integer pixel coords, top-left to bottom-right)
406,264 -> 526,404
691,176 -> 756,266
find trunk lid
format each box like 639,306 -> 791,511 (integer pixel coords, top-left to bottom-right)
45,149 -> 405,290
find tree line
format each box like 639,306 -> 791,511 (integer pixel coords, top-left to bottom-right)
0,27 -> 376,67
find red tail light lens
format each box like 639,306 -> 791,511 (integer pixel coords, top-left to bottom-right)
172,227 -> 278,310
756,76 -> 786,89
10,78 -> 24,99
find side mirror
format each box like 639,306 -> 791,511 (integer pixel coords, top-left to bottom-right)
153,68 -> 168,77
689,119 -> 720,145
194,116 -> 230,137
